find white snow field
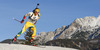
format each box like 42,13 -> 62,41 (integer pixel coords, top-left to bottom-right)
0,43 -> 78,50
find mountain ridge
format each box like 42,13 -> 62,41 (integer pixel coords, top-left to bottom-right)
34,15 -> 100,44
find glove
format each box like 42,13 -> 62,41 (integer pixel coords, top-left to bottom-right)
34,22 -> 37,24
20,20 -> 23,23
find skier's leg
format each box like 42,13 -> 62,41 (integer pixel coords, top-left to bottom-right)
15,25 -> 27,38
25,21 -> 37,39
30,25 -> 36,43
12,21 -> 30,42
12,25 -> 27,42
31,27 -> 36,39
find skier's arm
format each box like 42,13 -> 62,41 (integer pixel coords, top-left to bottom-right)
37,13 -> 41,20
20,14 -> 27,23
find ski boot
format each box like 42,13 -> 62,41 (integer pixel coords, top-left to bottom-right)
29,38 -> 36,46
30,38 -> 33,43
9,37 -> 17,44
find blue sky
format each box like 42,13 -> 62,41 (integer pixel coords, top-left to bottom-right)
0,0 -> 100,41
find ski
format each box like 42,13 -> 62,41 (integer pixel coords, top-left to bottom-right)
9,41 -> 15,44
29,45 -> 46,48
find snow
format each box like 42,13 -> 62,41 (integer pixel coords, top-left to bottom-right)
96,15 -> 100,26
75,16 -> 97,27
71,15 -> 100,32
0,43 -> 77,50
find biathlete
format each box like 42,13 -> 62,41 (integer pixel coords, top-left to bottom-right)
12,8 -> 40,43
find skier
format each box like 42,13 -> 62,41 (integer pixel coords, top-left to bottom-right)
12,8 -> 40,43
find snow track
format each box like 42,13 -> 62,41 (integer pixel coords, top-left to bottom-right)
0,43 -> 77,50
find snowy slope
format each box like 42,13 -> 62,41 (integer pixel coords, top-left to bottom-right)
0,43 -> 77,50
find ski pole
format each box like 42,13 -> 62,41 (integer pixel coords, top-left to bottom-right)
13,18 -> 20,22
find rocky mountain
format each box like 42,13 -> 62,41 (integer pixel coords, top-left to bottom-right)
46,38 -> 100,50
34,15 -> 100,44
